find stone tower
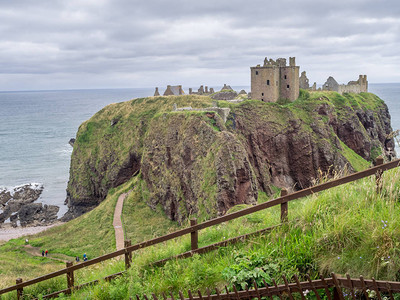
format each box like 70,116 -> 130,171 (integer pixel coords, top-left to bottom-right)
250,57 -> 300,102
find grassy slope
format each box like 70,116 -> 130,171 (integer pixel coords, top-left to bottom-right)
2,166 -> 399,298
50,169 -> 400,299
122,177 -> 180,244
62,167 -> 400,299
0,181 -> 124,290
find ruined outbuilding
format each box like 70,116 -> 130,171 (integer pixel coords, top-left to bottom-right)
322,75 -> 368,94
188,85 -> 215,95
163,85 -> 185,96
250,57 -> 300,102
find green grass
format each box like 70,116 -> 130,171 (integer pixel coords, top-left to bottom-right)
48,167 -> 400,299
0,180 -> 135,290
2,167 -> 400,299
122,180 -> 179,244
338,139 -> 371,171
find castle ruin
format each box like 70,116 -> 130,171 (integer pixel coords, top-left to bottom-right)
154,58 -> 368,102
250,57 -> 300,102
322,75 -> 368,94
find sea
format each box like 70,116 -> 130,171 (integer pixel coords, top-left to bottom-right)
0,84 -> 399,217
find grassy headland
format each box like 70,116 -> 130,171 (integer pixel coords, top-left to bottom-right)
0,91 -> 397,299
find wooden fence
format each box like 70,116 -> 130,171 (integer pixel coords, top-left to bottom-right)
1,157 -> 399,299
140,273 -> 400,300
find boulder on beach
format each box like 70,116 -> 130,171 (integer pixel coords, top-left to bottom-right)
0,183 -> 60,227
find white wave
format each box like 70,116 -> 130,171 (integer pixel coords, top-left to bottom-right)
54,145 -> 73,157
11,183 -> 43,196
0,183 -> 44,197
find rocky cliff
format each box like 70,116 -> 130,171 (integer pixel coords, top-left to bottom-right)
64,91 -> 396,222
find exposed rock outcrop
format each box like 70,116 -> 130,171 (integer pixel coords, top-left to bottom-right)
0,184 -> 59,227
141,112 -> 257,223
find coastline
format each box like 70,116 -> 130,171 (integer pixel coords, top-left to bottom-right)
0,223 -> 62,242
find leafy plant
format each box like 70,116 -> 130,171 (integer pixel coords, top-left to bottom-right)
222,251 -> 279,290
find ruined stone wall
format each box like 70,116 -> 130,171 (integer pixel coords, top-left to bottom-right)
299,71 -> 310,89
250,66 -> 280,102
279,66 -> 300,101
338,84 -> 362,94
172,104 -> 231,123
324,75 -> 368,95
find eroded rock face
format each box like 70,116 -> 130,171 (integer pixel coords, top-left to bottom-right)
141,113 -> 257,223
0,184 -> 59,227
230,102 -> 349,192
336,105 -> 396,161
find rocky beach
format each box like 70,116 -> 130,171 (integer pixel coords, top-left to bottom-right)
0,183 -> 59,228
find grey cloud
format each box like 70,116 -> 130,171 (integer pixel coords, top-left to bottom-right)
0,0 -> 399,90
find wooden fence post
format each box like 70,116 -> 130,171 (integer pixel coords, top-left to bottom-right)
124,240 -> 132,269
16,278 -> 23,300
376,156 -> 384,194
66,261 -> 74,293
190,219 -> 198,251
280,189 -> 288,223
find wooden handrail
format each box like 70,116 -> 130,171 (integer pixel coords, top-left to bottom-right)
1,158 -> 399,296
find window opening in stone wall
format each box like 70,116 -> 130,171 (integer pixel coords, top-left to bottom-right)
287,85 -> 290,89
256,71 -> 258,75
262,93 -> 264,96
284,75 -> 287,79
276,81 -> 278,85
267,80 -> 270,85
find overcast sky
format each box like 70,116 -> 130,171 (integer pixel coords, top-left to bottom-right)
1,0 -> 399,91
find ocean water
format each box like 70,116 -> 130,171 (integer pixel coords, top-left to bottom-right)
0,88 -> 154,216
0,84 -> 399,217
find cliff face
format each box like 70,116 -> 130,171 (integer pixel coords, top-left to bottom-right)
64,91 -> 396,222
141,112 -> 257,223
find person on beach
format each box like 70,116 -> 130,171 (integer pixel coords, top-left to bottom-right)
45,250 -> 48,257
42,250 -> 44,257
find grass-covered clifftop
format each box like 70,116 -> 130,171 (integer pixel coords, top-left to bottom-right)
65,91 -> 395,223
